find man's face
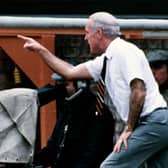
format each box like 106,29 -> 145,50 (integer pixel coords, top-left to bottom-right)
84,20 -> 101,55
150,63 -> 168,86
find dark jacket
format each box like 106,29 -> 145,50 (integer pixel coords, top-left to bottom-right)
34,84 -> 114,168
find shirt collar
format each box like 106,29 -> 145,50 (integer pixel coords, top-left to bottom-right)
105,37 -> 120,59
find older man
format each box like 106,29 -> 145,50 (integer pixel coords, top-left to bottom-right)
18,12 -> 168,168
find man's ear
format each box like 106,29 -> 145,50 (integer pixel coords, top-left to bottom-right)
96,28 -> 103,39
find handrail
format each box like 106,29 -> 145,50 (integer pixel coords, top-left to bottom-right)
0,16 -> 168,30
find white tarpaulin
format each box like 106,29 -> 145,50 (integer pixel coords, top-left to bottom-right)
0,88 -> 38,163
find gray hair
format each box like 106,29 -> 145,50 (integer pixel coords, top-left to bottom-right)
89,12 -> 121,38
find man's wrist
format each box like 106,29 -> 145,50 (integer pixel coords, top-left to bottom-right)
38,46 -> 48,55
124,125 -> 133,132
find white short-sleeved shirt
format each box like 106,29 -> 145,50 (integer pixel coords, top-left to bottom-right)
85,37 -> 166,123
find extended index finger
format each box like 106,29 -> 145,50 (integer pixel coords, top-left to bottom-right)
17,34 -> 31,41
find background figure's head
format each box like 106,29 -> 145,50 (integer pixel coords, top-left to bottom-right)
85,12 -> 121,55
147,50 -> 168,87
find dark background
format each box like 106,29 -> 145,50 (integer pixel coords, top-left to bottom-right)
1,0 -> 168,17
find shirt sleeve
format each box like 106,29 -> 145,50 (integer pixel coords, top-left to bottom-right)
84,55 -> 105,82
119,49 -> 146,85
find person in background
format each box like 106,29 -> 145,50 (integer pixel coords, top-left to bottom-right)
147,49 -> 168,105
35,76 -> 114,168
18,12 -> 168,168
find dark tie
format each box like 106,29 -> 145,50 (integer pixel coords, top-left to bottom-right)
95,57 -> 107,116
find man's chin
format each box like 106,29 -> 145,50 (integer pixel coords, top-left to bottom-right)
90,51 -> 103,56
89,53 -> 99,57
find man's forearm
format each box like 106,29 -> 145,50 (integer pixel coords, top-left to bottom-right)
126,79 -> 146,131
39,48 -> 91,80
38,47 -> 74,79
